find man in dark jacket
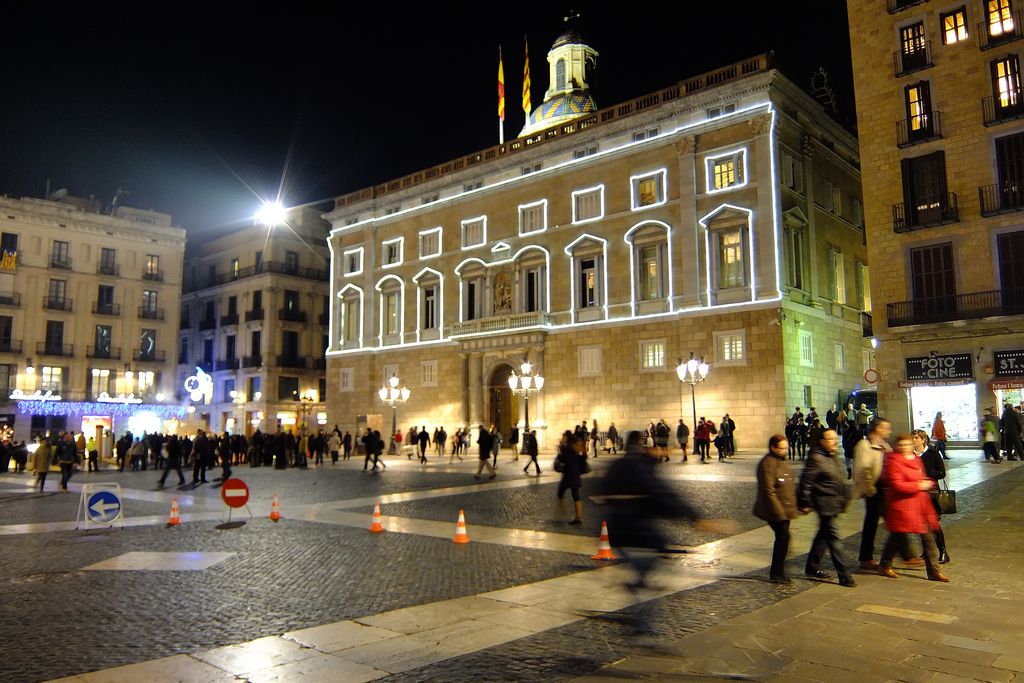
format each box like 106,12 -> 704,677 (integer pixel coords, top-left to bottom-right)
798,429 -> 856,587
474,426 -> 496,479
521,429 -> 540,475
158,435 -> 187,488
417,427 -> 430,464
191,430 -> 211,484
1001,404 -> 1024,461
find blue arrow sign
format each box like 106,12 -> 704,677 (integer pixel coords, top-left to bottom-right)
86,490 -> 122,524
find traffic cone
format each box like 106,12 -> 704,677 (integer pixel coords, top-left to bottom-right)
269,495 -> 282,522
166,498 -> 181,527
452,509 -> 470,544
369,501 -> 384,533
591,520 -> 618,560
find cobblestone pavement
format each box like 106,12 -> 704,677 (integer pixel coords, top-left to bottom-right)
0,450 -> 1017,682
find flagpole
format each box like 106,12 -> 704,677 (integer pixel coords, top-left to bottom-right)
498,45 -> 506,145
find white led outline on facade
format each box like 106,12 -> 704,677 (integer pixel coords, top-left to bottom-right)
563,232 -> 609,323
628,168 -> 668,212
374,275 -> 405,347
336,283 -> 364,348
452,246 -> 551,329
571,184 -> 606,225
460,215 -> 487,250
623,220 -> 674,316
698,203 -> 756,306
381,236 -> 404,269
517,199 -> 548,236
704,147 -> 749,195
342,246 -> 364,277
412,267 -> 444,342
418,226 -> 443,260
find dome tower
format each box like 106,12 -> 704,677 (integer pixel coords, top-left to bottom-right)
519,27 -> 598,137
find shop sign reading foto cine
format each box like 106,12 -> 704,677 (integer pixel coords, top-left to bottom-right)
905,353 -> 973,382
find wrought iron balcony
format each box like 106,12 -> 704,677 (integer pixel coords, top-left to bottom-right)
97,262 -> 119,276
220,313 -> 239,327
982,94 -> 1024,125
49,255 -> 72,270
36,342 -> 74,357
134,349 -> 167,363
195,360 -> 213,373
200,260 -> 329,289
142,269 -> 164,282
979,183 -> 1024,215
86,345 -> 122,360
979,12 -> 1023,50
198,318 -> 216,331
242,355 -> 263,368
892,193 -> 959,232
92,302 -> 121,316
886,0 -> 926,13
214,358 -> 239,371
274,354 -> 312,369
896,111 -> 942,147
138,306 -> 165,320
278,308 -> 307,323
43,296 -> 73,312
887,288 -> 1024,327
0,339 -> 23,353
893,42 -> 932,77
245,308 -> 264,322
0,293 -> 20,307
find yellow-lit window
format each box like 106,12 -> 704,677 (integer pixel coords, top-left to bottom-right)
719,231 -> 744,289
907,85 -> 928,130
638,177 -> 658,206
640,245 -> 660,300
901,22 -> 926,57
996,56 -> 1021,107
41,366 -> 62,393
988,0 -> 1014,36
942,7 -> 968,43
383,292 -> 398,336
713,160 -> 736,190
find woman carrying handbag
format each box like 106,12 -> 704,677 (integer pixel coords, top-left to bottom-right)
914,429 -> 949,563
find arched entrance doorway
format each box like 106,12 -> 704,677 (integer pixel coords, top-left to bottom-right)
487,364 -> 518,442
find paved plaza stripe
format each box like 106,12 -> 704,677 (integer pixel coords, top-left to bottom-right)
46,459 -> 1017,682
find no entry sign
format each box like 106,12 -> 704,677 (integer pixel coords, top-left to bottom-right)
220,478 -> 250,508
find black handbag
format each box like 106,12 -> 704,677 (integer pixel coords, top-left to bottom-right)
937,479 -> 957,515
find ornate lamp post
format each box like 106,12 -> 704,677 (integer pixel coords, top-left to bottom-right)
294,390 -> 316,435
507,361 -> 545,433
676,353 -> 710,455
378,374 -> 410,455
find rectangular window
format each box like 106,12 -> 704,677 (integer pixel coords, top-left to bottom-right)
822,180 -> 835,211
381,364 -> 399,387
100,247 -> 116,274
633,127 -> 660,141
139,329 -> 157,361
142,290 -> 158,314
248,376 -> 261,401
521,163 -> 542,175
900,151 -> 950,227
899,22 -> 928,72
798,330 -> 814,367
910,242 -> 956,318
418,228 -> 441,258
631,170 -> 666,209
829,248 -> 847,304
465,278 -> 482,320
285,250 -> 299,273
48,279 -> 67,303
718,230 -> 745,289
997,230 -> 1024,310
707,151 -> 744,191
988,0 -> 1014,37
342,297 -> 359,342
422,285 -> 437,329
145,254 -> 160,277
383,291 -> 399,336
421,360 -> 438,387
94,324 -> 112,356
787,227 -> 805,290
230,257 -> 239,278
339,367 -> 354,393
640,245 -> 661,300
856,261 -> 872,312
640,341 -> 666,370
44,320 -> 63,352
382,238 -> 403,267
573,145 -> 598,159
835,343 -> 846,371
941,6 -> 968,43
277,376 -> 299,401
853,199 -> 864,228
461,217 -> 486,248
993,54 -> 1023,113
572,186 -> 604,223
522,266 -> 544,313
463,181 -> 482,192
97,284 -> 114,311
578,346 -> 602,377
51,240 -> 70,268
832,185 -> 843,214
344,248 -> 362,275
905,81 -> 933,139
1,232 -> 17,254
715,330 -> 746,365
90,368 -> 112,397
579,257 -> 599,308
519,201 -> 547,235
41,366 -> 63,393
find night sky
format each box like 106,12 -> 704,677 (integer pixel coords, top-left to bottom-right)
0,2 -> 852,238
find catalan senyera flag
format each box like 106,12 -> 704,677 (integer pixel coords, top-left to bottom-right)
522,38 -> 532,116
497,46 -> 505,122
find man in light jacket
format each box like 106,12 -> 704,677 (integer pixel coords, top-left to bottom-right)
852,417 -> 890,570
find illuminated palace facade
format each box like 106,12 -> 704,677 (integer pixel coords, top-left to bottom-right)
324,36 -> 872,450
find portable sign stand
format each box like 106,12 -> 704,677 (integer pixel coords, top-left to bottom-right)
75,483 -> 125,530
220,477 -> 253,523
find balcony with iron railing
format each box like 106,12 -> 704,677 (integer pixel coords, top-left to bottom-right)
274,354 -> 312,369
887,0 -> 926,13
195,359 -> 213,373
199,260 -> 329,289
42,296 -> 73,312
245,308 -> 264,322
979,183 -> 1024,215
92,302 -> 121,316
892,193 -> 959,232
242,355 -> 263,368
893,42 -> 933,77
0,292 -> 20,307
278,308 -> 307,323
134,349 -> 167,363
896,111 -> 942,147
36,342 -> 74,357
138,306 -> 165,320
198,318 -> 216,331
97,262 -> 119,276
888,288 -> 1024,327
220,313 -> 239,327
0,339 -> 23,353
142,269 -> 164,282
214,358 -> 239,371
979,12 -> 1023,50
982,94 -> 1024,125
49,255 -> 72,270
449,311 -> 551,337
86,345 -> 122,360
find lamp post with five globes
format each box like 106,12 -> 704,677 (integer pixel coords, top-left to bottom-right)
507,361 -> 545,434
378,374 -> 410,455
676,353 -> 710,455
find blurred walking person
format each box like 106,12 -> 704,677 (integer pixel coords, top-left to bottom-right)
754,434 -> 800,583
474,425 -> 496,479
798,429 -> 856,587
522,429 -> 540,476
555,431 -> 587,525
30,436 -> 53,493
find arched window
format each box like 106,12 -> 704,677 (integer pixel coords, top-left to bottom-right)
513,247 -> 548,315
374,276 -> 404,346
699,205 -> 754,306
336,285 -> 363,349
624,221 -> 673,315
565,234 -> 608,323
455,260 -> 487,322
413,268 -> 443,341
556,58 -> 567,91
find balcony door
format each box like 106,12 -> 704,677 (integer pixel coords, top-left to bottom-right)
996,132 -> 1024,209
910,243 -> 956,322
901,151 -> 948,226
998,230 -> 1024,313
45,320 -> 64,354
282,330 -> 299,361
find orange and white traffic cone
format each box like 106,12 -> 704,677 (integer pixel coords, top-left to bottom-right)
369,501 -> 384,533
269,495 -> 282,522
591,520 -> 618,560
166,498 -> 181,527
452,509 -> 470,544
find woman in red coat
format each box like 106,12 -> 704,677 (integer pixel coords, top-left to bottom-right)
877,434 -> 949,582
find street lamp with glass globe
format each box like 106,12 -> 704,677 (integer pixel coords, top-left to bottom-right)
378,375 -> 410,455
507,361 -> 545,433
676,353 -> 710,455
